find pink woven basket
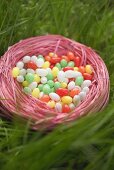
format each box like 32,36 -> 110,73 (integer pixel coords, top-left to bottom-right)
0,35 -> 110,129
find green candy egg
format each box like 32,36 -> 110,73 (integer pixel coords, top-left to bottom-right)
55,63 -> 61,70
37,55 -> 44,60
25,73 -> 34,83
47,80 -> 54,88
43,84 -> 51,94
75,76 -> 84,86
51,87 -> 55,92
38,84 -> 43,91
46,73 -> 54,80
23,87 -> 31,94
54,81 -> 61,90
67,61 -> 75,67
60,59 -> 67,68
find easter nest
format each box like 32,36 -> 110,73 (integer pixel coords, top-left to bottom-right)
0,35 -> 110,129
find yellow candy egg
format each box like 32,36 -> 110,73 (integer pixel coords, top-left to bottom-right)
34,74 -> 41,83
47,101 -> 55,108
42,61 -> 50,69
12,67 -> 20,78
52,67 -> 59,77
22,81 -> 29,87
85,65 -> 93,74
74,67 -> 79,71
61,96 -> 72,104
32,88 -> 40,98
61,82 -> 67,88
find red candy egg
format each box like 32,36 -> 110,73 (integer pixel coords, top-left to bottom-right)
56,88 -> 69,97
74,57 -> 81,67
67,51 -> 75,60
63,67 -> 74,72
83,73 -> 93,80
62,104 -> 71,113
50,57 -> 61,64
26,61 -> 37,70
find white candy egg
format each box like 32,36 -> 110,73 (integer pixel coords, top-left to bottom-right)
68,81 -> 75,90
16,61 -> 24,69
46,68 -> 52,73
39,92 -> 44,98
55,103 -> 62,112
65,70 -> 76,78
41,77 -> 47,84
81,80 -> 92,88
19,69 -> 26,76
63,78 -> 69,83
57,71 -> 65,82
29,82 -> 37,90
73,95 -> 81,105
27,69 -> 35,74
79,92 -> 86,101
36,58 -> 44,67
49,93 -> 60,101
23,56 -> 31,63
36,69 -> 48,77
31,55 -> 38,63
82,87 -> 90,94
17,75 -> 24,82
69,103 -> 75,110
74,71 -> 82,78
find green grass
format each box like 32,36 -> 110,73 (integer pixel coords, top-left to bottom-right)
0,0 -> 114,169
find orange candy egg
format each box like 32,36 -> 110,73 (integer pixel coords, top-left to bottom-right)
62,55 -> 70,62
69,88 -> 80,97
40,95 -> 50,102
67,51 -> 75,60
45,55 -> 51,62
78,66 -> 85,74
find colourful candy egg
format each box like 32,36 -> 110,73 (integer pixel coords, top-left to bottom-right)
85,65 -> 93,74
25,73 -> 34,83
26,61 -> 37,70
61,96 -> 72,104
75,76 -> 84,86
42,61 -> 50,69
36,58 -> 44,67
43,84 -> 51,94
68,81 -> 75,90
49,93 -> 60,101
56,88 -> 69,97
55,102 -> 62,112
47,101 -> 55,108
36,69 -> 48,77
62,104 -> 71,113
32,88 -> 40,98
17,75 -> 24,83
69,88 -> 80,97
16,61 -> 24,69
60,59 -> 67,68
52,67 -> 59,77
23,56 -> 31,63
29,82 -> 37,90
12,67 -> 20,78
40,95 -> 50,102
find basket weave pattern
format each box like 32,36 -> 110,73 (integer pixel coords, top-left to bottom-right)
0,35 -> 110,129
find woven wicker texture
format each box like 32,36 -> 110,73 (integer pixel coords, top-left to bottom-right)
0,35 -> 110,129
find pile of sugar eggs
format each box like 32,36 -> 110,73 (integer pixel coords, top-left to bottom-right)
12,52 -> 93,113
